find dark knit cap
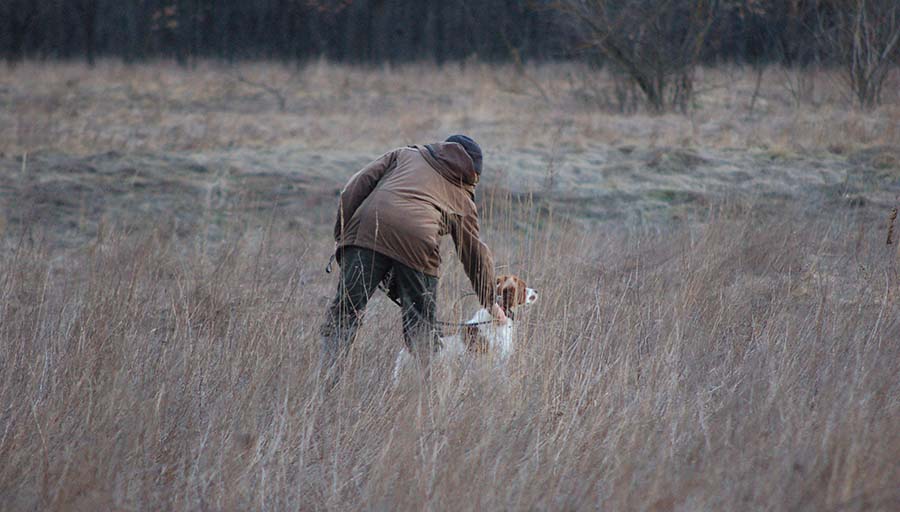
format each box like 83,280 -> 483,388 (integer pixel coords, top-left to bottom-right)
445,134 -> 483,175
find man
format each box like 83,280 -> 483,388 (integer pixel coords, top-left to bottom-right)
320,135 -> 506,383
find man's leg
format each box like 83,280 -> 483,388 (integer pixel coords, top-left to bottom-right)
390,261 -> 441,367
319,246 -> 391,388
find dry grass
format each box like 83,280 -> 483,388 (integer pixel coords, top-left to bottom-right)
1,195 -> 898,510
2,60 -> 899,510
2,61 -> 899,156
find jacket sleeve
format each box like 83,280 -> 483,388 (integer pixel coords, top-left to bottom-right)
450,210 -> 496,309
334,149 -> 400,242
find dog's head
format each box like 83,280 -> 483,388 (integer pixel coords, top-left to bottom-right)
495,275 -> 538,315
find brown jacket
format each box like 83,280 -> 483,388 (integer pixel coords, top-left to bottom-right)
334,143 -> 496,308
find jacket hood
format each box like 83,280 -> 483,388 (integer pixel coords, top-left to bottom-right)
417,143 -> 479,191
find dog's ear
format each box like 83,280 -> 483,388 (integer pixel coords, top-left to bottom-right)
496,277 -> 515,311
516,278 -> 527,305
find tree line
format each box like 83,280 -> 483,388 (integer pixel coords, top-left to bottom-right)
0,0 -> 872,66
1,0 -> 572,65
3,1 -> 898,108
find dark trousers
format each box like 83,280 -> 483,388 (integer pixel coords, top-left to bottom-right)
319,246 -> 441,384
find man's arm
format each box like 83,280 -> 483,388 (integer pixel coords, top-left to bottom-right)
450,211 -> 496,310
334,149 -> 400,242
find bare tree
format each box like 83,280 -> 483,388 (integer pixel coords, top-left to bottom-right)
553,0 -> 722,112
817,0 -> 900,108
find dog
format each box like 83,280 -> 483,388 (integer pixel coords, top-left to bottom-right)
392,275 -> 538,381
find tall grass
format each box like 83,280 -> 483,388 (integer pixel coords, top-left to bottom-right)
1,198 -> 897,510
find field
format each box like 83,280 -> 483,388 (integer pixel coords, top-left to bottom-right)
1,61 -> 899,510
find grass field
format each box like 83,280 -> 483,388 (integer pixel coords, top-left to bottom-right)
1,61 -> 899,510
3,60 -> 900,156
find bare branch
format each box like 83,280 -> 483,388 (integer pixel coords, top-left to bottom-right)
236,73 -> 288,112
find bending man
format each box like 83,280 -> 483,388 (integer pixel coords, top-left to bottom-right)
320,135 -> 505,384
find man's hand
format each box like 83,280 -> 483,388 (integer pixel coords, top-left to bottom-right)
491,303 -> 508,324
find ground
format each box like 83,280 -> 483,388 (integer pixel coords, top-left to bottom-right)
0,61 -> 898,511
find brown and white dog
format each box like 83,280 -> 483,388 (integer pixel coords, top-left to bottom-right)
392,275 -> 538,381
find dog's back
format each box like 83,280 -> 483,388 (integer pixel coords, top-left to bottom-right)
391,275 -> 537,382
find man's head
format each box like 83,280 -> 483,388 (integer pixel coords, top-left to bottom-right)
445,135 -> 482,175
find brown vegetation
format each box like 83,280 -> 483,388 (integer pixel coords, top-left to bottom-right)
1,61 -> 899,510
2,61 -> 899,156
1,196 -> 898,510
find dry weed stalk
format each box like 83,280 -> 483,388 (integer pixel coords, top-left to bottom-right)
888,206 -> 898,245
